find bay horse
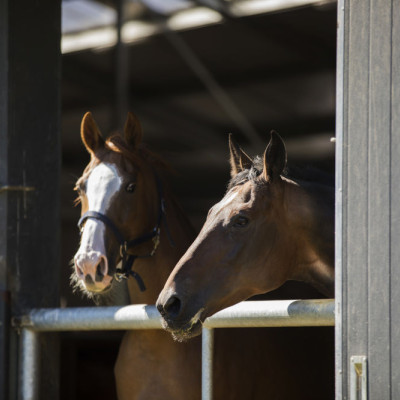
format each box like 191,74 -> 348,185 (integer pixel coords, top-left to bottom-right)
157,131 -> 335,399
72,112 -> 201,399
157,131 -> 334,339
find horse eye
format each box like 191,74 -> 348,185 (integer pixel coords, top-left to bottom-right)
233,215 -> 249,228
125,182 -> 136,193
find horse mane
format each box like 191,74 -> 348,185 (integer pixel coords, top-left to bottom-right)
227,156 -> 333,192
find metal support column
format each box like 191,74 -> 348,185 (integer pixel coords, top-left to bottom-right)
19,330 -> 40,400
202,328 -> 214,400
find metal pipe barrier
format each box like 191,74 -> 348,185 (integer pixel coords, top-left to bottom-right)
14,299 -> 334,400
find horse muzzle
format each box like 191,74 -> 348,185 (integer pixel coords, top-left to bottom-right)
74,250 -> 113,293
156,291 -> 205,341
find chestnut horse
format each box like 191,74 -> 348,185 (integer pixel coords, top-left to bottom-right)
72,112 -> 201,399
157,131 -> 334,338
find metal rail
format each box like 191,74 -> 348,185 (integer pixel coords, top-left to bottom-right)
14,299 -> 334,400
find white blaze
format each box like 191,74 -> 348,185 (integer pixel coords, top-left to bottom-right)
86,163 -> 122,212
78,163 -> 122,255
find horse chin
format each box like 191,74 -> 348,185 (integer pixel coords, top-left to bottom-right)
87,283 -> 113,293
77,274 -> 113,294
170,321 -> 203,342
70,268 -> 130,306
92,278 -> 131,306
161,318 -> 203,342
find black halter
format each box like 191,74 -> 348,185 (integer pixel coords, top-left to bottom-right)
78,174 -> 170,292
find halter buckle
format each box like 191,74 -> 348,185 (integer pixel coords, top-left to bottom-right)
115,270 -> 128,282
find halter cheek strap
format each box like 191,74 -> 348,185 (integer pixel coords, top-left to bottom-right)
77,174 -> 172,292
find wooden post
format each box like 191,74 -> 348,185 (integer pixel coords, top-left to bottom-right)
336,0 -> 400,398
0,1 -> 61,399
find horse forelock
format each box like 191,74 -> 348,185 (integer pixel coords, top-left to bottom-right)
105,135 -> 141,167
226,156 -> 264,192
106,134 -> 172,174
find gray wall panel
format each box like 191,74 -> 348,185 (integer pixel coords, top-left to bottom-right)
368,1 -> 392,398
391,1 -> 400,398
337,0 -> 399,398
346,0 -> 370,362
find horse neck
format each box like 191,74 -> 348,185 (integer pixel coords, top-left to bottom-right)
288,180 -> 335,297
127,181 -> 196,305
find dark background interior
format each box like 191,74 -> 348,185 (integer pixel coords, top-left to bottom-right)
59,2 -> 337,398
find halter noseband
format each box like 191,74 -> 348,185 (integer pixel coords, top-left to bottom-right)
77,174 -> 169,292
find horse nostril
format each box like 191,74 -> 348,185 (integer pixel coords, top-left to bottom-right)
95,263 -> 104,282
163,295 -> 182,319
85,274 -> 94,285
94,257 -> 108,282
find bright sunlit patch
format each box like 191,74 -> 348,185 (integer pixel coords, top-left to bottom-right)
122,21 -> 160,44
62,27 -> 117,53
167,7 -> 223,31
230,0 -> 335,17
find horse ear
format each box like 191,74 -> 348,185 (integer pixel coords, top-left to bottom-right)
229,134 -> 252,177
80,112 -> 104,154
124,112 -> 143,148
262,130 -> 287,182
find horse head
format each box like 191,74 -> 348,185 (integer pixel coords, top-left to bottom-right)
72,112 -> 164,300
157,132 -> 334,341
